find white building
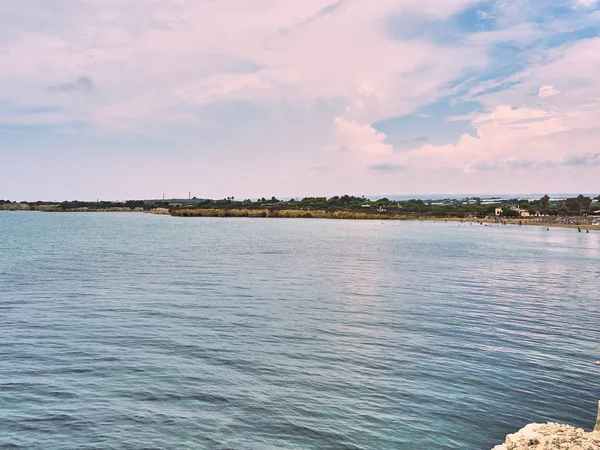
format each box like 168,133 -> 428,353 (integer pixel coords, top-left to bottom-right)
495,207 -> 536,217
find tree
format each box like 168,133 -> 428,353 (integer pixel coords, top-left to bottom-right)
501,206 -> 520,218
474,205 -> 490,218
564,198 -> 579,214
404,199 -> 426,213
564,195 -> 591,214
375,197 -> 390,206
577,194 -> 591,212
540,195 -> 550,211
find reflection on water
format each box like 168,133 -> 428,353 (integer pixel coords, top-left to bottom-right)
0,213 -> 599,450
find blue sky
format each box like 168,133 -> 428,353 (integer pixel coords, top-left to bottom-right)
1,0 -> 599,200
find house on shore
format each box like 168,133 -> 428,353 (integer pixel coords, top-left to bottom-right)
495,207 -> 542,217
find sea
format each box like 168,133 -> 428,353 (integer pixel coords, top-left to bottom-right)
1,211 -> 599,450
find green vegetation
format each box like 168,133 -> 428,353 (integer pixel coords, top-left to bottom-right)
0,199 -> 170,211
540,195 -> 550,212
2,194 -> 599,219
501,206 -> 521,218
170,194 -> 600,219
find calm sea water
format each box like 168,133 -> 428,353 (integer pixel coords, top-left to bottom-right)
1,212 -> 599,449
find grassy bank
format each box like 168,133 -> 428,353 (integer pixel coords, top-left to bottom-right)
166,208 -> 600,230
170,208 -> 412,220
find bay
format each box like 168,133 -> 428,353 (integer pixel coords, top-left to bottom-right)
1,212 -> 599,449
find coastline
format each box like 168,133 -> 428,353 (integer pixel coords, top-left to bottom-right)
0,204 -> 145,213
417,216 -> 600,231
2,206 -> 599,230
167,208 -> 600,230
169,207 -> 411,220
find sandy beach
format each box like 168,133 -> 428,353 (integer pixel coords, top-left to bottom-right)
432,217 -> 600,231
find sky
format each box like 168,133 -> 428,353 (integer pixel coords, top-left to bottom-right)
1,0 -> 600,201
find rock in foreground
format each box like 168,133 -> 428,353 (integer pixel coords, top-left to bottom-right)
492,423 -> 599,450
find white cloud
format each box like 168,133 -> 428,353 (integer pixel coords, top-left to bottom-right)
311,36 -> 600,192
538,85 -> 560,98
573,0 -> 599,8
1,0 -> 600,198
391,38 -> 600,176
0,0 -> 484,133
330,115 -> 395,160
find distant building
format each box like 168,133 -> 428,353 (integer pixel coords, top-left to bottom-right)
481,198 -> 503,205
519,209 -> 531,217
495,206 -> 540,217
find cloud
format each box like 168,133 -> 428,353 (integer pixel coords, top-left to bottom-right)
405,135 -> 429,144
393,37 -> 600,175
368,163 -> 405,172
538,85 -> 560,98
49,76 -> 95,92
1,0 -> 600,199
573,0 -> 599,7
329,115 -> 396,167
0,0 -> 487,131
563,152 -> 600,166
321,32 -> 599,180
279,0 -> 349,35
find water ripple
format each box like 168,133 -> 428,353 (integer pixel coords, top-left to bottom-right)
1,213 -> 599,449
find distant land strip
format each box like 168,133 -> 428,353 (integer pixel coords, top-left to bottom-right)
1,195 -> 599,229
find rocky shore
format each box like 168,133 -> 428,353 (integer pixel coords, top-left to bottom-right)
492,402 -> 600,450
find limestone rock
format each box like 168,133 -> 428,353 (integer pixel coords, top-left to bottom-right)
492,423 -> 600,450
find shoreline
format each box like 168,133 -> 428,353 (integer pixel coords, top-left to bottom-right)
417,216 -> 600,231
167,208 -> 600,230
2,207 -> 599,230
